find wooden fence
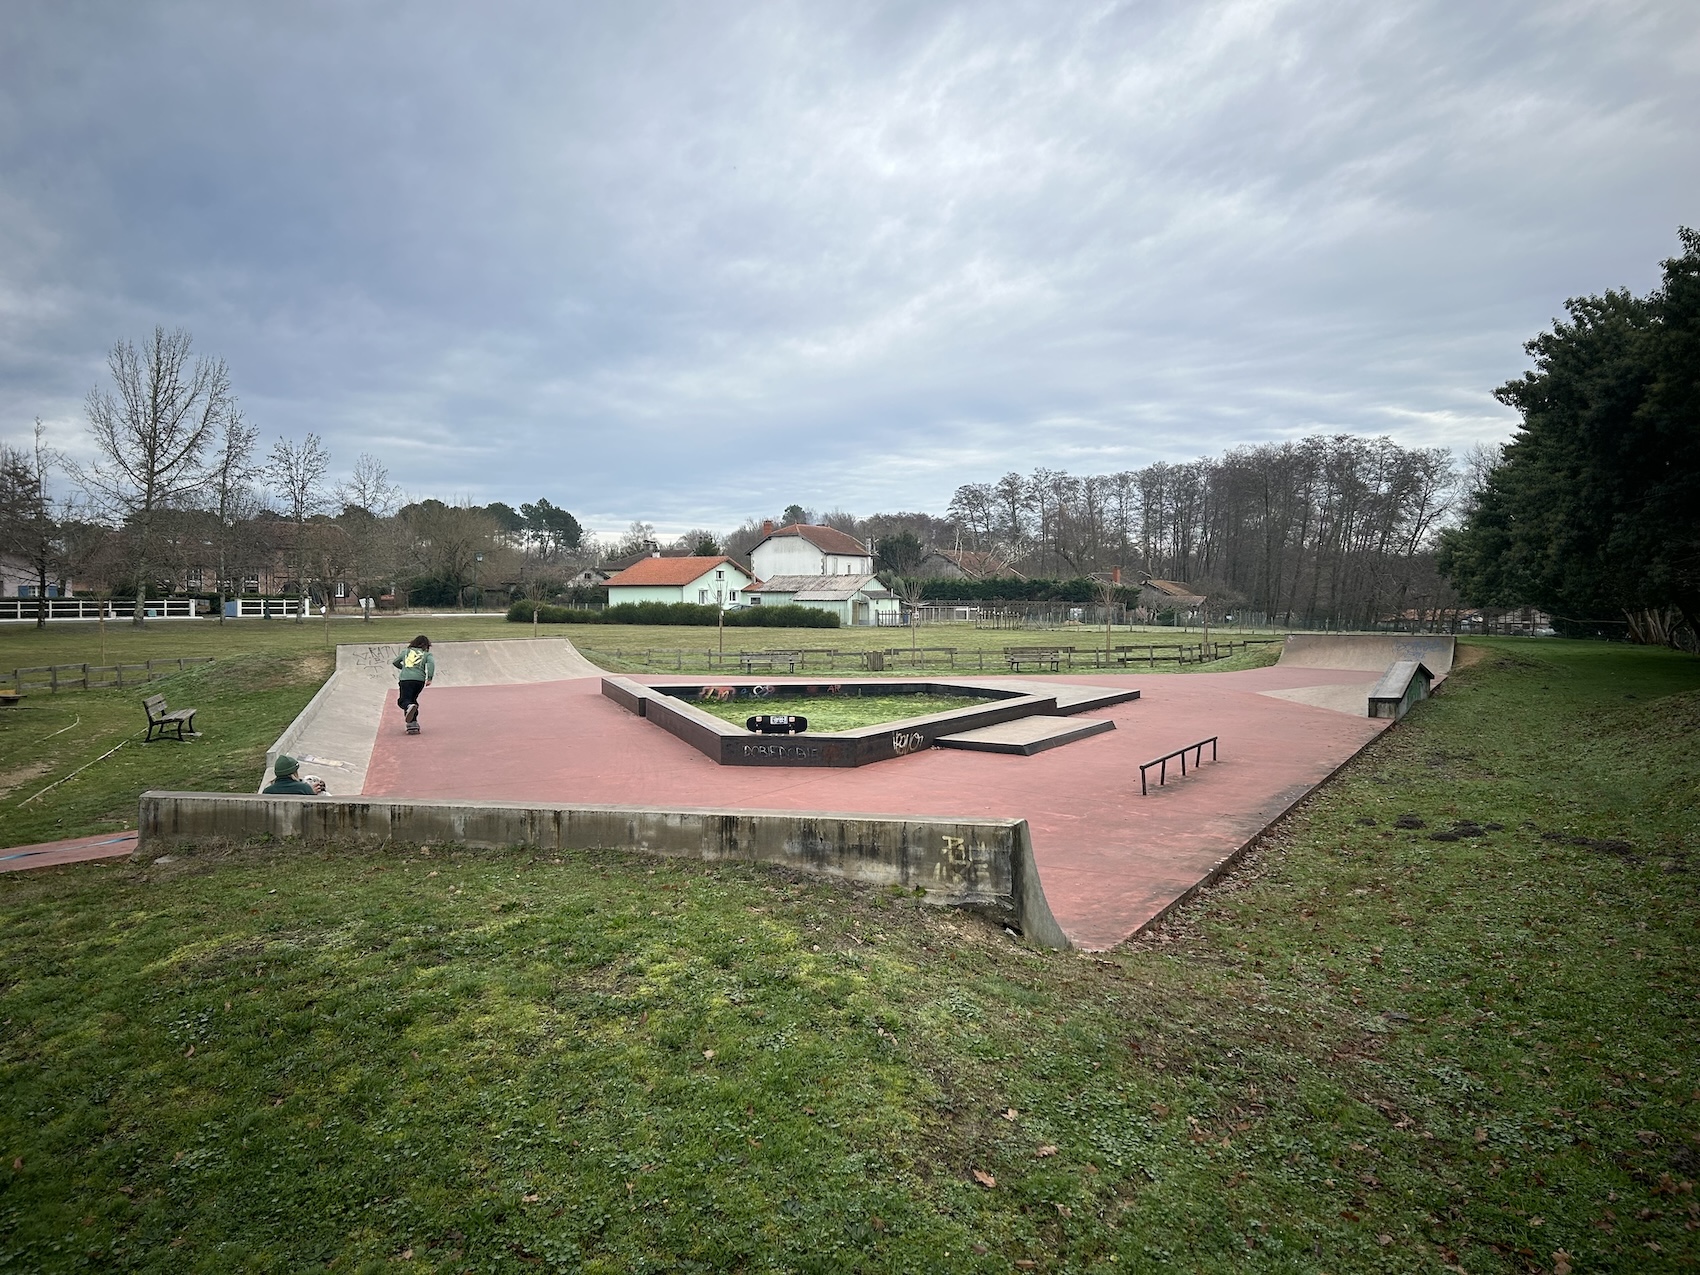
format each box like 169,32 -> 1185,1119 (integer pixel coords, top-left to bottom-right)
576,638 -> 1280,676
2,656 -> 215,695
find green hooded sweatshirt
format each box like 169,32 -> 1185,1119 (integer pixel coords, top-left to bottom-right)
393,647 -> 435,682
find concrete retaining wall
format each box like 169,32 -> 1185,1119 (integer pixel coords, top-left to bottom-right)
136,791 -> 1072,949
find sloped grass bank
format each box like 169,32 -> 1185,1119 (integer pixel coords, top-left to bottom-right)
0,640 -> 1695,1272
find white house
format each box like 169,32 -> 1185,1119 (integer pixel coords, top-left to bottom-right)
602,555 -> 754,608
748,522 -> 874,579
744,574 -> 899,627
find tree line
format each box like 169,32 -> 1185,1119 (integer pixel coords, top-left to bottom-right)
1440,228 -> 1699,648
0,327 -> 587,627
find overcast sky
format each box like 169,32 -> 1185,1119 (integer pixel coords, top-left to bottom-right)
2,1 -> 1695,539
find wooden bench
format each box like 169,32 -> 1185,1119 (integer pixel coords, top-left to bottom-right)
143,693 -> 198,742
738,652 -> 798,674
1005,646 -> 1072,672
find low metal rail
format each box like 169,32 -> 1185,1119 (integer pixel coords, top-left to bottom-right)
1140,736 -> 1218,795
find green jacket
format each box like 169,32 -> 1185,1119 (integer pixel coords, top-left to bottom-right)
263,777 -> 318,795
393,648 -> 435,682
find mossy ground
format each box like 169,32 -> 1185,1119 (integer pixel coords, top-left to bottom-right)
0,631 -> 1696,1271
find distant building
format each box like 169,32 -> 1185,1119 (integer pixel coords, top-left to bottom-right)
748,522 -> 874,579
745,574 -> 898,627
1139,577 -> 1206,618
603,555 -> 753,608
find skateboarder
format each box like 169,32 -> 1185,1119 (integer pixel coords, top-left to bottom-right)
393,635 -> 435,734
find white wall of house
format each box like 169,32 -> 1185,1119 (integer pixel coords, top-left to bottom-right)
751,537 -> 873,579
608,564 -> 751,607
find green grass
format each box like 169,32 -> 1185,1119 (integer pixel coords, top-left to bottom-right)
2,634 -> 1697,1271
687,693 -> 989,732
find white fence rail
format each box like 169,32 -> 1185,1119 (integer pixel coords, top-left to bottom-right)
0,598 -> 201,623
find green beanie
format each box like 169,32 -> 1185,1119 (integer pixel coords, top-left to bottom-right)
274,754 -> 300,778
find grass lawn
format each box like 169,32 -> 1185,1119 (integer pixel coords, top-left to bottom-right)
686,693 -> 990,732
1,633 -> 1696,1271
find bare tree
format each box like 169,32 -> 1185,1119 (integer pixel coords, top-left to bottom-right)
266,434 -> 331,623
206,408 -> 260,625
74,327 -> 232,624
0,421 -> 62,628
336,452 -> 400,516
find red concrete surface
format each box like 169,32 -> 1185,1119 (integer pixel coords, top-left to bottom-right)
0,830 -> 138,873
363,667 -> 1388,950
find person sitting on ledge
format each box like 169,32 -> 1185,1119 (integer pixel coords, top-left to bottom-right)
263,754 -> 326,796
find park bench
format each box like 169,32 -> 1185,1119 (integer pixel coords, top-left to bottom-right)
1005,645 -> 1072,672
738,651 -> 798,674
142,693 -> 198,742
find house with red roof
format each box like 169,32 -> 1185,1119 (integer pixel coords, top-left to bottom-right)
603,555 -> 754,609
748,521 -> 874,579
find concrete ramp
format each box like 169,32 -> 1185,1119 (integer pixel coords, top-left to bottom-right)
265,638 -> 604,795
1278,634 -> 1455,679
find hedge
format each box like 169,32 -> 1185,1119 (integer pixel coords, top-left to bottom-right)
506,601 -> 839,628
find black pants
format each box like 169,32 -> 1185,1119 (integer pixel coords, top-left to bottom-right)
397,680 -> 425,713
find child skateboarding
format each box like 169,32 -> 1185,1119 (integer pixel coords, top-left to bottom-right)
393,635 -> 435,734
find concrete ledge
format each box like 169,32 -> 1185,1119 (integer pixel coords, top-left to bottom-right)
938,714 -> 1116,755
1368,660 -> 1434,720
611,677 -> 1063,767
136,791 -> 1073,949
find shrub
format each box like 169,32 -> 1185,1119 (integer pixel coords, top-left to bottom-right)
725,605 -> 839,628
506,601 -> 604,624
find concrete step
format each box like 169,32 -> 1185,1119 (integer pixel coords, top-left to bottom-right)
1048,686 -> 1140,714
937,714 -> 1116,756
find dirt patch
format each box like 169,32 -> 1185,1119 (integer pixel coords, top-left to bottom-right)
1453,643 -> 1489,669
0,761 -> 52,799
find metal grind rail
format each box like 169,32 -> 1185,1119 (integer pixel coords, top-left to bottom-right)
2,657 -> 215,695
1140,737 -> 1218,795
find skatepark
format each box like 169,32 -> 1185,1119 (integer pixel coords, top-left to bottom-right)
130,633 -> 1454,951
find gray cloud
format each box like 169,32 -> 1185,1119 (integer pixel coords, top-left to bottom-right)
2,0 -> 1696,537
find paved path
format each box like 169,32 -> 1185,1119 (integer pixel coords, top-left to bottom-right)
0,830 -> 138,873
265,638 -> 604,795
363,663 -> 1389,949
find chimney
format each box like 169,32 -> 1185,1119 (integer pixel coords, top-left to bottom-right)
1112,567 -> 1121,585
761,519 -> 774,536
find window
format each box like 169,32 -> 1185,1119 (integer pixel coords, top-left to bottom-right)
243,575 -> 260,594
715,569 -> 724,580
187,574 -> 202,591
335,581 -> 347,598
699,589 -> 709,603
749,595 -> 761,605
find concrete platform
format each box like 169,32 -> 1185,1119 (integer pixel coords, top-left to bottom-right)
265,638 -> 603,794
361,660 -> 1392,949
938,714 -> 1115,755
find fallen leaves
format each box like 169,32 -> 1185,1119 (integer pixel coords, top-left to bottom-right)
1553,1251 -> 1573,1275
1001,1107 -> 1018,1121
972,1169 -> 996,1188
702,1049 -> 715,1060
1035,1145 -> 1059,1158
